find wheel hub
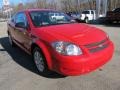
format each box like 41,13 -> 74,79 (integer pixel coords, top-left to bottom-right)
34,51 -> 45,72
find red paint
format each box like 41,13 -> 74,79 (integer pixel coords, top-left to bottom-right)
8,9 -> 114,76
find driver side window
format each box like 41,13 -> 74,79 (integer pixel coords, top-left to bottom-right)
15,12 -> 27,27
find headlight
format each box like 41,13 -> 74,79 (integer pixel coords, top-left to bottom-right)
52,41 -> 82,56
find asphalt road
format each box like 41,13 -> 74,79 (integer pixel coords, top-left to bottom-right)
0,22 -> 120,90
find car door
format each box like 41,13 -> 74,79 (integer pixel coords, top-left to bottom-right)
14,12 -> 31,52
8,15 -> 16,41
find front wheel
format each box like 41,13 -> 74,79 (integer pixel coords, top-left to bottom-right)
32,47 -> 49,75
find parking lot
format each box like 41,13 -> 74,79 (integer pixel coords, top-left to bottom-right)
0,22 -> 120,90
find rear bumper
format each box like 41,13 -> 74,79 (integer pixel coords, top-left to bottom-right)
52,42 -> 114,76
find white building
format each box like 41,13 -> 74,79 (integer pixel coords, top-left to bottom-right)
2,0 -> 12,18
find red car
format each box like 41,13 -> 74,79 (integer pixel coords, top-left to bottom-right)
7,9 -> 114,76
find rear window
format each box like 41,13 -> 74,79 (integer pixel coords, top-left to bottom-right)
82,11 -> 90,14
113,8 -> 120,12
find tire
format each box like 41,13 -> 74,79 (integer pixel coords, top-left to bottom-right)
8,33 -> 16,47
84,17 -> 89,23
32,47 -> 49,75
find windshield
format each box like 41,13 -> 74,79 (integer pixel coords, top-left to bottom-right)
30,11 -> 76,27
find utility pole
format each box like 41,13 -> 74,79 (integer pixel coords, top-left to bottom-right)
96,0 -> 108,18
103,0 -> 108,17
77,0 -> 80,12
96,0 -> 101,18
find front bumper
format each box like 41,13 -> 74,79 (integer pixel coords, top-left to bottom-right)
52,41 -> 114,76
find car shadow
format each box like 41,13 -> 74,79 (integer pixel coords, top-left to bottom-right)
0,37 -> 65,79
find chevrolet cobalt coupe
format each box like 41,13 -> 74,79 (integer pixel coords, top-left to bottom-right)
7,9 -> 114,76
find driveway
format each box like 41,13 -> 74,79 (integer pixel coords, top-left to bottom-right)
0,22 -> 120,90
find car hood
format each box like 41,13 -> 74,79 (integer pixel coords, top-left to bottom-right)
37,23 -> 107,45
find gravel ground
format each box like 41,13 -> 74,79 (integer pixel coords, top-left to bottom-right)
0,22 -> 120,90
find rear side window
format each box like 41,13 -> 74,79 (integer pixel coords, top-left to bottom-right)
114,8 -> 120,12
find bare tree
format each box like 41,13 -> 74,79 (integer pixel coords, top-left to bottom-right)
10,0 -> 120,13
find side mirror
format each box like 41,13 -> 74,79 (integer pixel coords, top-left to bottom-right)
15,22 -> 26,29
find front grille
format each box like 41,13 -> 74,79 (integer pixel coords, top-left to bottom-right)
85,38 -> 109,53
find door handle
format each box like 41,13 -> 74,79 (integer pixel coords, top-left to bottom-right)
23,32 -> 26,35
